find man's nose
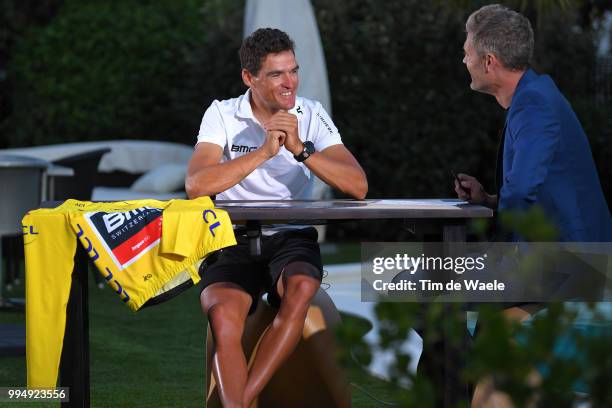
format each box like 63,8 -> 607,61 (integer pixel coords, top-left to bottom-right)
281,73 -> 295,87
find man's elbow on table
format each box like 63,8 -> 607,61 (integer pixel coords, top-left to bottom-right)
342,176 -> 368,200
185,178 -> 200,199
355,178 -> 368,200
185,176 -> 216,200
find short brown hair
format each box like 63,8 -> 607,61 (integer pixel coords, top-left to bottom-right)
239,28 -> 295,75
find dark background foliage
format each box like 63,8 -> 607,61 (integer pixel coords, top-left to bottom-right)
1,0 -> 245,147
314,0 -> 505,200
0,0 -> 609,239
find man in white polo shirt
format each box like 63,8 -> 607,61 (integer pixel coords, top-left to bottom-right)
186,28 -> 367,407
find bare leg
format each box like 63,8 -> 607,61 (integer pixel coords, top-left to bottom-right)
201,282 -> 252,408
302,290 -> 352,407
243,265 -> 319,406
472,304 -> 543,408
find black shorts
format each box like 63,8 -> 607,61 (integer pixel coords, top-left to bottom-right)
199,227 -> 323,314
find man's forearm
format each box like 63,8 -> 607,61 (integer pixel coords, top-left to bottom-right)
303,151 -> 368,199
186,150 -> 268,198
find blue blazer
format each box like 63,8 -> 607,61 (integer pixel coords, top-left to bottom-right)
500,69 -> 612,242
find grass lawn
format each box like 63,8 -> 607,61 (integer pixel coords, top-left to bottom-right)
0,243 -> 401,407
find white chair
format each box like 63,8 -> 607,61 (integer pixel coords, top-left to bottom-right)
0,155 -> 48,307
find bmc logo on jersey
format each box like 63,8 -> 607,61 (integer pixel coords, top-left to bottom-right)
85,207 -> 162,269
231,144 -> 257,153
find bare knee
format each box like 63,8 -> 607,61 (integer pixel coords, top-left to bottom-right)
289,275 -> 319,299
208,304 -> 245,343
201,283 -> 251,313
201,284 -> 251,342
280,275 -> 320,316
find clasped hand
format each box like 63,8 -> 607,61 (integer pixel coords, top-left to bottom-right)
262,111 -> 301,157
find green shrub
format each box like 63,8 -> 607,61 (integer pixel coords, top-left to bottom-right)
5,0 -> 244,147
337,302 -> 612,407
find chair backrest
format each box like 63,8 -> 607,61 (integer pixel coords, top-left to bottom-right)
51,148 -> 111,200
0,155 -> 47,236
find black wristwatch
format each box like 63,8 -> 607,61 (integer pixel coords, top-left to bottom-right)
294,141 -> 315,162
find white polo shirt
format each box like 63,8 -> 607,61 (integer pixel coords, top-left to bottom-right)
196,89 -> 342,200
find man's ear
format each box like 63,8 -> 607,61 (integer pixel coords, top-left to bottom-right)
242,68 -> 254,88
484,53 -> 501,73
483,53 -> 494,73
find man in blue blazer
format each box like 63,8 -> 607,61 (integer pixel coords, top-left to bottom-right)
451,4 -> 612,405
456,5 -> 611,243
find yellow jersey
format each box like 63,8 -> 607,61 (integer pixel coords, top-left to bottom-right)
23,197 -> 236,388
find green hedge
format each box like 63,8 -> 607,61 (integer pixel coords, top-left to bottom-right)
5,0 -> 244,146
314,0 -> 503,201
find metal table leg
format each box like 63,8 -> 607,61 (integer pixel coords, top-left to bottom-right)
246,220 -> 262,256
60,247 -> 90,408
442,220 -> 469,407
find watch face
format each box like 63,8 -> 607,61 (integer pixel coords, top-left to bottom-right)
295,141 -> 315,162
304,141 -> 315,155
